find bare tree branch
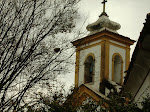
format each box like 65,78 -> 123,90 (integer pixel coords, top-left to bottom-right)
0,0 -> 81,111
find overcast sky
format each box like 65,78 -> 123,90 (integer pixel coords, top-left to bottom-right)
78,0 -> 150,43
63,0 -> 150,89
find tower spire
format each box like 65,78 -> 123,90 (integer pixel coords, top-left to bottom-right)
86,0 -> 121,35
100,0 -> 108,17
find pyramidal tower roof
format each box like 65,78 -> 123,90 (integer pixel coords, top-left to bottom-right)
86,0 -> 121,36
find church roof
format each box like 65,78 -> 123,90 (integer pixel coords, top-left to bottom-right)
66,84 -> 109,107
72,29 -> 135,47
122,13 -> 150,99
84,83 -> 109,99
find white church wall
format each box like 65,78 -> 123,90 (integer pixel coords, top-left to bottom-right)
109,44 -> 126,81
80,40 -> 101,49
134,73 -> 150,108
78,42 -> 101,91
110,40 -> 126,47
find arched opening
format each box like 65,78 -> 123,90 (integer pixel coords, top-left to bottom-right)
84,55 -> 95,83
112,54 -> 123,85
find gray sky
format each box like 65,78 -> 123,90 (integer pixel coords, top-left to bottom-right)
63,0 -> 150,89
79,0 -> 150,42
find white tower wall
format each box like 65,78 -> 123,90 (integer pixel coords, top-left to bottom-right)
109,43 -> 126,81
78,40 -> 101,91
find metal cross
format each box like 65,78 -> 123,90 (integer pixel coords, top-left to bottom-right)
101,0 -> 107,13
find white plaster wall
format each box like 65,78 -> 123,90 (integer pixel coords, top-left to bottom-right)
134,73 -> 150,107
110,40 -> 126,47
80,40 -> 101,49
109,45 -> 126,81
78,43 -> 101,91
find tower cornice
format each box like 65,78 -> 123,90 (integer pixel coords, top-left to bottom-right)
72,29 -> 135,47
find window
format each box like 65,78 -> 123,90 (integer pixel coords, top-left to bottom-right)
112,53 -> 123,85
84,54 -> 95,83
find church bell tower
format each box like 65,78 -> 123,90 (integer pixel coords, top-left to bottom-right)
72,0 -> 135,95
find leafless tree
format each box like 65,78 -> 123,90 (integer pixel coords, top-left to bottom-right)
0,0 -> 80,111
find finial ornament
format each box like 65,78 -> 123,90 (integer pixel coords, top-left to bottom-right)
100,0 -> 108,17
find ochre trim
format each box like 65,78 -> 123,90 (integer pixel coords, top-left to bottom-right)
71,85 -> 108,108
105,41 -> 110,80
79,40 -> 128,53
126,46 -> 130,71
112,53 -> 124,85
75,46 -> 80,88
72,31 -> 135,47
100,40 -> 105,82
80,41 -> 102,51
100,39 -> 110,82
109,41 -> 128,50
84,53 -> 95,62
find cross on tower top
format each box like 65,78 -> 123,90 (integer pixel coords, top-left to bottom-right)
100,0 -> 108,17
101,0 -> 107,13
